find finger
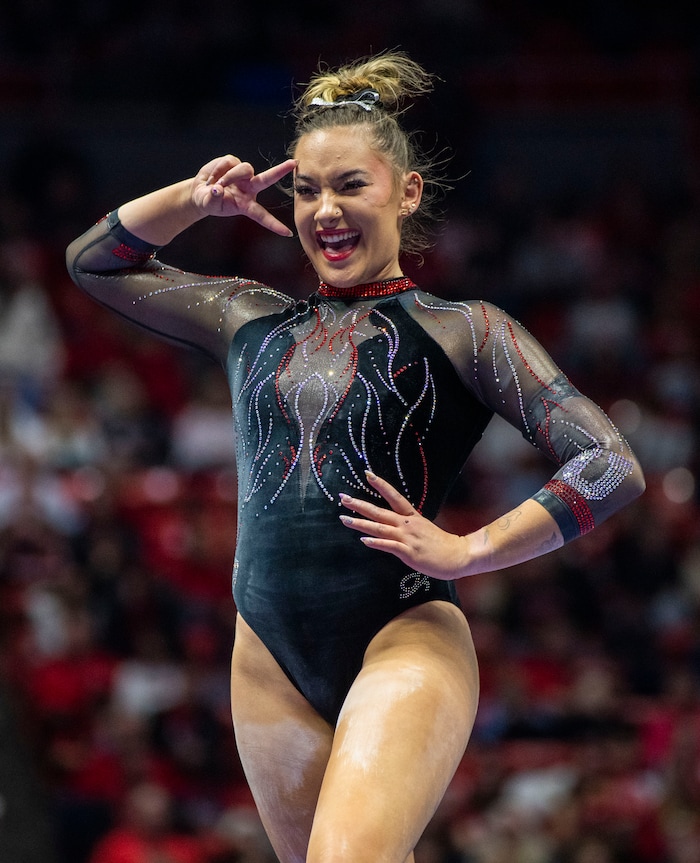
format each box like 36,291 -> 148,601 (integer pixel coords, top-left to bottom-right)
216,160 -> 256,187
360,536 -> 408,557
364,471 -> 415,516
250,159 -> 298,192
245,200 -> 294,237
339,515 -> 409,554
339,493 -> 403,526
192,178 -> 232,209
217,159 -> 296,191
340,513 -> 389,534
199,155 -> 241,184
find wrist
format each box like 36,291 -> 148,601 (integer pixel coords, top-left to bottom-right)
117,179 -> 205,246
457,529 -> 492,579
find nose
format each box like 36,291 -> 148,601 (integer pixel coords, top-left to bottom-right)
316,191 -> 341,222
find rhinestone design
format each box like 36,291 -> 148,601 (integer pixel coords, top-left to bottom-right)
318,277 -> 417,299
542,479 -> 595,535
412,295 -> 638,537
231,297 -> 435,516
84,224 -> 639,543
111,242 -> 154,264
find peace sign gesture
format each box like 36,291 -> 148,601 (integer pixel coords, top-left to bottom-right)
192,154 -> 297,236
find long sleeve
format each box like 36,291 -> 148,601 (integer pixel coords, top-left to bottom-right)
66,211 -> 294,366
410,295 -> 645,541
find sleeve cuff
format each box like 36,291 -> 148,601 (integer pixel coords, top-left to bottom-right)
532,480 -> 595,543
106,210 -> 162,262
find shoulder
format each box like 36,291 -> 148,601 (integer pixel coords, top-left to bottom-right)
400,290 -> 507,339
397,291 -> 542,388
222,279 -> 298,324
225,279 -> 296,308
402,289 -> 498,315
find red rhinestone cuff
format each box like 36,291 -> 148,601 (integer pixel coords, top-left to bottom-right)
543,479 -> 595,536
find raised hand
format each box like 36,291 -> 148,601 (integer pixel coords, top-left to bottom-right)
192,154 -> 297,236
339,472 -> 470,581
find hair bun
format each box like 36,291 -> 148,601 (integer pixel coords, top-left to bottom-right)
298,50 -> 434,114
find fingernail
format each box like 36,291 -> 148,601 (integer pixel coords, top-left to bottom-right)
339,492 -> 350,500
339,515 -> 352,525
365,470 -> 377,480
211,187 -> 220,196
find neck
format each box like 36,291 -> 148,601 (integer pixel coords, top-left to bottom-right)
318,276 -> 417,299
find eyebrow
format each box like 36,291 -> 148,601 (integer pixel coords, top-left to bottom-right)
294,169 -> 370,184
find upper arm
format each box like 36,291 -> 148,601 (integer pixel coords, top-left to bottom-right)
66,212 -> 293,364
410,295 -> 645,534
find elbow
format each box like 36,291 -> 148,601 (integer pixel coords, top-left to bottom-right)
626,454 -> 646,503
65,238 -> 81,286
631,470 -> 646,502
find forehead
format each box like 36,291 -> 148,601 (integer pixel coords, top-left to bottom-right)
293,126 -> 393,178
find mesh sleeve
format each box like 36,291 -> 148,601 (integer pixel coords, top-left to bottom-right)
66,211 -> 294,365
410,295 -> 645,540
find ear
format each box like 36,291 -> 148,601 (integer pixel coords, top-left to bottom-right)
400,171 -> 424,216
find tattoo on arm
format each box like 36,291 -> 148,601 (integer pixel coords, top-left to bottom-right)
537,532 -> 560,554
496,509 -> 522,531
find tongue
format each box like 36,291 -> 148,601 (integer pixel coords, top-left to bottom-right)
329,239 -> 355,253
323,237 -> 358,260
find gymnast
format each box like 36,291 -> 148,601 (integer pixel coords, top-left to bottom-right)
67,50 -> 644,863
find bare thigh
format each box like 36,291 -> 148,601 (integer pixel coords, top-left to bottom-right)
307,600 -> 479,863
230,614 -> 334,863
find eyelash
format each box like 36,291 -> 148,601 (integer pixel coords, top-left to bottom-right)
294,180 -> 367,197
343,180 -> 367,191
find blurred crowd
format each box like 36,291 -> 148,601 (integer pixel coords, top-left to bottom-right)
1,2 -> 700,863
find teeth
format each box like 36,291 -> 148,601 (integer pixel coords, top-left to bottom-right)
320,231 -> 359,245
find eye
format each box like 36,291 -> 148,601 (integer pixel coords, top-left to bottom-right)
341,179 -> 367,192
294,184 -> 317,197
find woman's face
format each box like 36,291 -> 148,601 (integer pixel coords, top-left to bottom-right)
292,125 -> 422,288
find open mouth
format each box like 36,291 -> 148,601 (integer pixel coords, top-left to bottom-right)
316,230 -> 361,260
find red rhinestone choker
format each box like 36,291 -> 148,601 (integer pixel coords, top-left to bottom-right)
318,276 -> 417,299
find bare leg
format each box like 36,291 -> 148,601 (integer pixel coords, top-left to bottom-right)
230,614 -> 334,863
307,601 -> 479,863
231,602 -> 478,863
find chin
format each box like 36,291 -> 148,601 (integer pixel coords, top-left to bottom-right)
315,263 -> 359,288
319,272 -> 356,288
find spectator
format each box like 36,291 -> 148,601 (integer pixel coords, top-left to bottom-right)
88,780 -> 206,863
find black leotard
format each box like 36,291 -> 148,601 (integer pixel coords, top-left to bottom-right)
66,212 -> 644,724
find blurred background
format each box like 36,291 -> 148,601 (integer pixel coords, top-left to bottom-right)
1,1 -> 699,861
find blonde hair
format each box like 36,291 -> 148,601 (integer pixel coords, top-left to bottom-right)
288,51 -> 447,257
298,51 -> 434,110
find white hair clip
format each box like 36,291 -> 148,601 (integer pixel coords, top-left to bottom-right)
310,88 -> 381,112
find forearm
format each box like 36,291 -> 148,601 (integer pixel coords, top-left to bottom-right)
460,498 -> 563,577
117,178 -> 204,246
340,473 -> 565,581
